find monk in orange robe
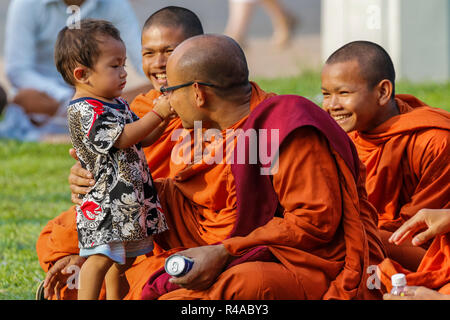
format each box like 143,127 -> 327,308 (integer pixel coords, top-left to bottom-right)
36,6 -> 203,300
321,41 -> 450,283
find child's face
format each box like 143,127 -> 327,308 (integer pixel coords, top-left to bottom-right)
86,37 -> 127,100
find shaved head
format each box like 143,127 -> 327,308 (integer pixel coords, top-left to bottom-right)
326,40 -> 396,98
143,6 -> 203,38
170,34 -> 250,96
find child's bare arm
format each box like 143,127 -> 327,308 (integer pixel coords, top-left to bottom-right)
140,118 -> 171,147
113,96 -> 173,149
141,96 -> 175,147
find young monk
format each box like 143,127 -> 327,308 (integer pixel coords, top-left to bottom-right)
36,6 -> 204,300
321,40 -> 450,271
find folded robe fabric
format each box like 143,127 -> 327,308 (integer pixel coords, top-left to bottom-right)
349,94 -> 450,295
378,234 -> 450,294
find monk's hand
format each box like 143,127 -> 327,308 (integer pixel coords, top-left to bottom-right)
43,255 -> 86,300
383,286 -> 450,300
389,209 -> 450,246
168,244 -> 231,291
68,148 -> 95,204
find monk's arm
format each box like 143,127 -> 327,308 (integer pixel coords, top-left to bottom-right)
401,129 -> 450,220
223,127 -> 343,254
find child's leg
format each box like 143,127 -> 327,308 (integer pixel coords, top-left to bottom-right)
78,254 -> 114,300
104,257 -> 136,300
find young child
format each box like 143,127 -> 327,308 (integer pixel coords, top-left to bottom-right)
54,19 -> 170,300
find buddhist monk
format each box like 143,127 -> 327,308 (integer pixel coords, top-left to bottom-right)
36,6 -> 204,300
134,34 -> 386,300
321,40 -> 450,271
382,209 -> 450,298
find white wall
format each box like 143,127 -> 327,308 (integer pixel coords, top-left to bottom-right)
321,0 -> 450,82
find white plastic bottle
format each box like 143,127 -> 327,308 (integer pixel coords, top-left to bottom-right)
391,273 -> 408,296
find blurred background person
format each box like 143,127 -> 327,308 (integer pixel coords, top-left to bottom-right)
0,84 -> 6,115
0,0 -> 146,142
224,0 -> 297,48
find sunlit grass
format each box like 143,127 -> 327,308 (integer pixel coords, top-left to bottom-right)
0,141 -> 73,299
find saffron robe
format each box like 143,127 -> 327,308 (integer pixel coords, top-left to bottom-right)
140,95 -> 385,300
348,94 -> 450,294
378,234 -> 450,295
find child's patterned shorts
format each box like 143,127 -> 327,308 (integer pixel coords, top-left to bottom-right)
79,236 -> 154,264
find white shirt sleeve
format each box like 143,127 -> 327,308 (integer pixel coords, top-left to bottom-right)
4,0 -> 73,102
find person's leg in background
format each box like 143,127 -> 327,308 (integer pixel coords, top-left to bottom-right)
260,0 -> 297,47
224,0 -> 258,47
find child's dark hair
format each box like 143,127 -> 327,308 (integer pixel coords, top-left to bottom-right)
55,19 -> 123,86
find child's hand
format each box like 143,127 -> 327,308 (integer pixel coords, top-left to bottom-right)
153,95 -> 176,119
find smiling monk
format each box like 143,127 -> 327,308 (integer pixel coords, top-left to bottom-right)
321,40 -> 450,271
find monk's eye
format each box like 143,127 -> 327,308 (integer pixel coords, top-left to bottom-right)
339,91 -> 349,95
322,92 -> 330,98
143,51 -> 154,57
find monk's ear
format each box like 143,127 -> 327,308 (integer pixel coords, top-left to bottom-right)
73,66 -> 90,84
192,82 -> 207,108
376,79 -> 393,106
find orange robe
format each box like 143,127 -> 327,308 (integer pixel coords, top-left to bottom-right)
348,94 -> 450,294
154,129 -> 385,300
131,90 -> 182,179
140,95 -> 385,300
127,83 -> 277,299
378,234 -> 450,295
348,94 -> 450,232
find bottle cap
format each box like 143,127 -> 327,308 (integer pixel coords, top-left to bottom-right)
391,273 -> 407,286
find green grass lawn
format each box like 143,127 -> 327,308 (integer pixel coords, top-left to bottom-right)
0,141 -> 74,299
0,72 -> 449,300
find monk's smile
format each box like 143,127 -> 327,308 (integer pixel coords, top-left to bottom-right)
330,112 -> 353,124
153,72 -> 168,87
141,25 -> 187,91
